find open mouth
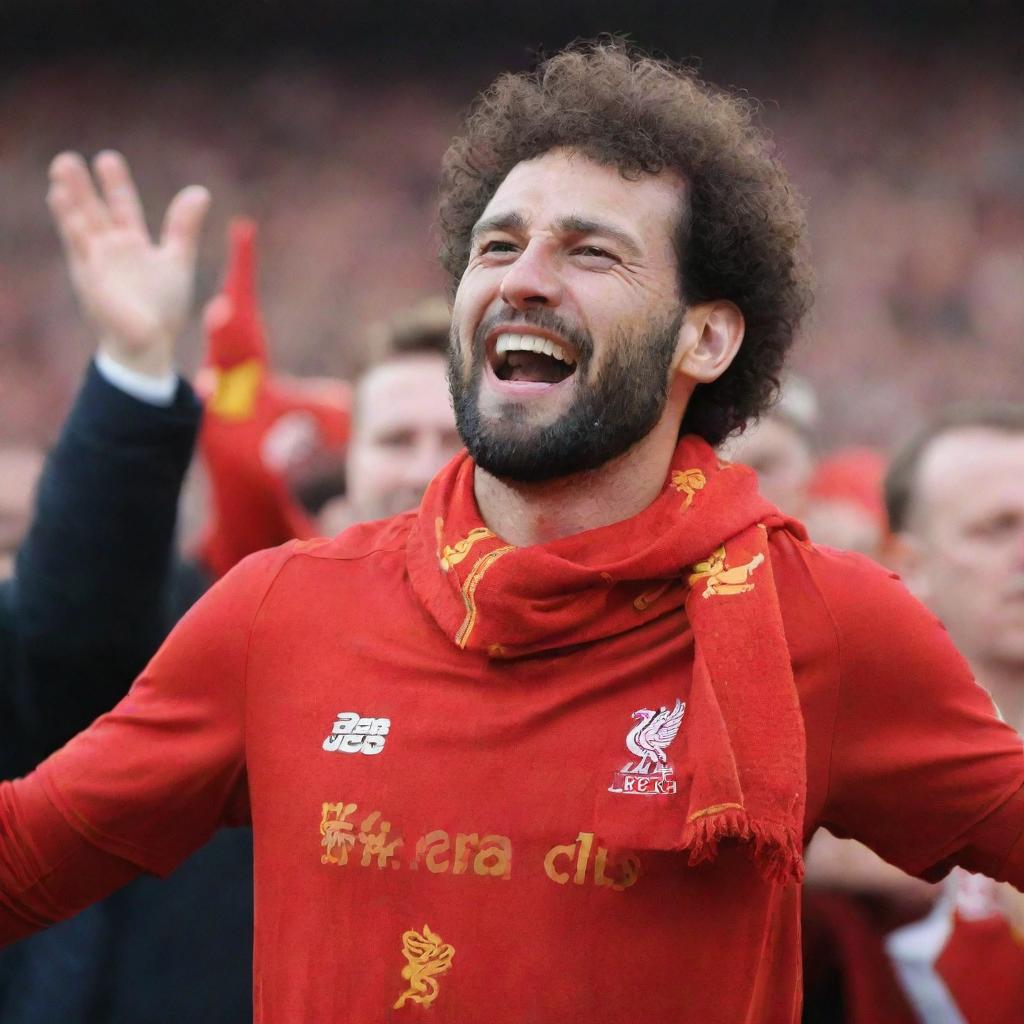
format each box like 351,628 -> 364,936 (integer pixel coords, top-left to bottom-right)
489,332 -> 578,385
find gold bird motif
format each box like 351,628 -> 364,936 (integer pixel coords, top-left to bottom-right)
393,924 -> 455,1010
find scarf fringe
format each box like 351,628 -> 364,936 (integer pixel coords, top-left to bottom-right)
679,808 -> 805,886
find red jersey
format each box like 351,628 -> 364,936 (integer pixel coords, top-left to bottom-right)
2,449 -> 1023,1023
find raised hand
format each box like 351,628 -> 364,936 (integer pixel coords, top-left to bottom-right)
47,150 -> 211,378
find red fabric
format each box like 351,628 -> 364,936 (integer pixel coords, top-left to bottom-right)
3,439 -> 1024,1022
934,873 -> 1024,1023
807,447 -> 887,527
195,219 -> 350,578
411,438 -> 807,882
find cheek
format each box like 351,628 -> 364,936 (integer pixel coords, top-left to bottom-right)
349,446 -> 402,500
453,268 -> 492,326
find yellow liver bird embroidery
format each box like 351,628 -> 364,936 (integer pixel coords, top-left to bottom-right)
393,924 -> 455,1010
671,468 -> 706,511
688,546 -> 765,598
435,518 -> 496,571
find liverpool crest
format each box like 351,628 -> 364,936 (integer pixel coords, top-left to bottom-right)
608,698 -> 685,796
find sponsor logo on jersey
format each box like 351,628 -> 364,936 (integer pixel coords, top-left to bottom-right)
322,712 -> 390,755
608,698 -> 685,796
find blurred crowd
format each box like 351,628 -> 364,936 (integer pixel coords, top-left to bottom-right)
2,37 -> 1022,449
766,37 -> 1024,446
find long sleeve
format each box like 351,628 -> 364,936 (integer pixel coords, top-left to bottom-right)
816,552 -> 1024,885
0,544 -> 293,945
4,363 -> 201,774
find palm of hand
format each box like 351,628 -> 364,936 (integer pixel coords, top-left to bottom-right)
48,150 -> 210,377
73,227 -> 194,355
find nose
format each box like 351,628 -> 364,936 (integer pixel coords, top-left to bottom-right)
499,240 -> 564,310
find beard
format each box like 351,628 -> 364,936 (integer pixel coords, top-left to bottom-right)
448,305 -> 684,483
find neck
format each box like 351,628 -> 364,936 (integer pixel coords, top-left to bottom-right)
474,413 -> 682,547
973,661 -> 1024,736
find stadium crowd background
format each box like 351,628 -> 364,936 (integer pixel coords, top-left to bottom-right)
2,2 -> 1022,452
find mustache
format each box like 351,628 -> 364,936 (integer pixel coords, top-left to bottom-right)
471,307 -> 594,364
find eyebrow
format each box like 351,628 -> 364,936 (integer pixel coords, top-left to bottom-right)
470,210 -> 643,260
470,211 -> 527,244
555,215 -> 643,260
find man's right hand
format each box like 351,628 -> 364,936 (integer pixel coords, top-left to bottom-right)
47,150 -> 210,379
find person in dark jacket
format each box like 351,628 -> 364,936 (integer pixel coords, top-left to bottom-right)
0,150 -> 213,1021
0,363 -> 202,776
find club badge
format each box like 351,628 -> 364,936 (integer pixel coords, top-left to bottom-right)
608,698 -> 685,796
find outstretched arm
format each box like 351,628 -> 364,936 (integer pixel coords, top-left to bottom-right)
4,153 -> 209,772
812,549 -> 1024,889
0,544 -> 293,945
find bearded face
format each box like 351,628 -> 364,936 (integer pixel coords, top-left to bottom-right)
448,150 -> 690,484
448,304 -> 683,482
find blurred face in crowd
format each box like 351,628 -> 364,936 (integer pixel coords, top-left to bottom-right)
0,446 -> 45,580
803,499 -> 885,558
719,415 -> 814,515
449,148 -> 694,483
328,353 -> 461,527
899,428 -> 1024,668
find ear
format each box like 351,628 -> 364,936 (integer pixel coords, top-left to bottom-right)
674,301 -> 745,384
885,531 -> 932,602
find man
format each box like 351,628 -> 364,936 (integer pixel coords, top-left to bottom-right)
1,41 -> 1022,1024
1,149 -> 207,771
320,295 -> 462,531
0,149 -> 206,1016
882,403 -> 1024,1022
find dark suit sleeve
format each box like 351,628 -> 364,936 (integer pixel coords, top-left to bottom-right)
4,362 -> 201,774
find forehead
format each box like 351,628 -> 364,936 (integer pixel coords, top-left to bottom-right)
480,148 -> 685,253
355,355 -> 453,434
915,428 -> 1024,523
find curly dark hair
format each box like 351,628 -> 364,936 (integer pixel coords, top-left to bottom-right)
438,37 -> 814,446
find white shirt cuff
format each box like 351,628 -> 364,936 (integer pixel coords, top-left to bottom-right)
95,353 -> 178,407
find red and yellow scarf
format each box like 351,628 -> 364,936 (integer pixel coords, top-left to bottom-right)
407,436 -> 808,883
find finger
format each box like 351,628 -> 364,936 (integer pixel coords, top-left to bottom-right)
93,150 -> 148,236
46,182 -> 90,262
223,218 -> 258,308
160,184 -> 211,261
48,151 -> 110,234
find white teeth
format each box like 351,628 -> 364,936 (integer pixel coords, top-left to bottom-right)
494,333 -> 576,365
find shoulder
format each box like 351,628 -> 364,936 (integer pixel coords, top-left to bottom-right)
231,513 -> 416,593
195,514 -> 417,635
769,529 -> 962,720
287,511 -> 415,564
770,529 -> 932,640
